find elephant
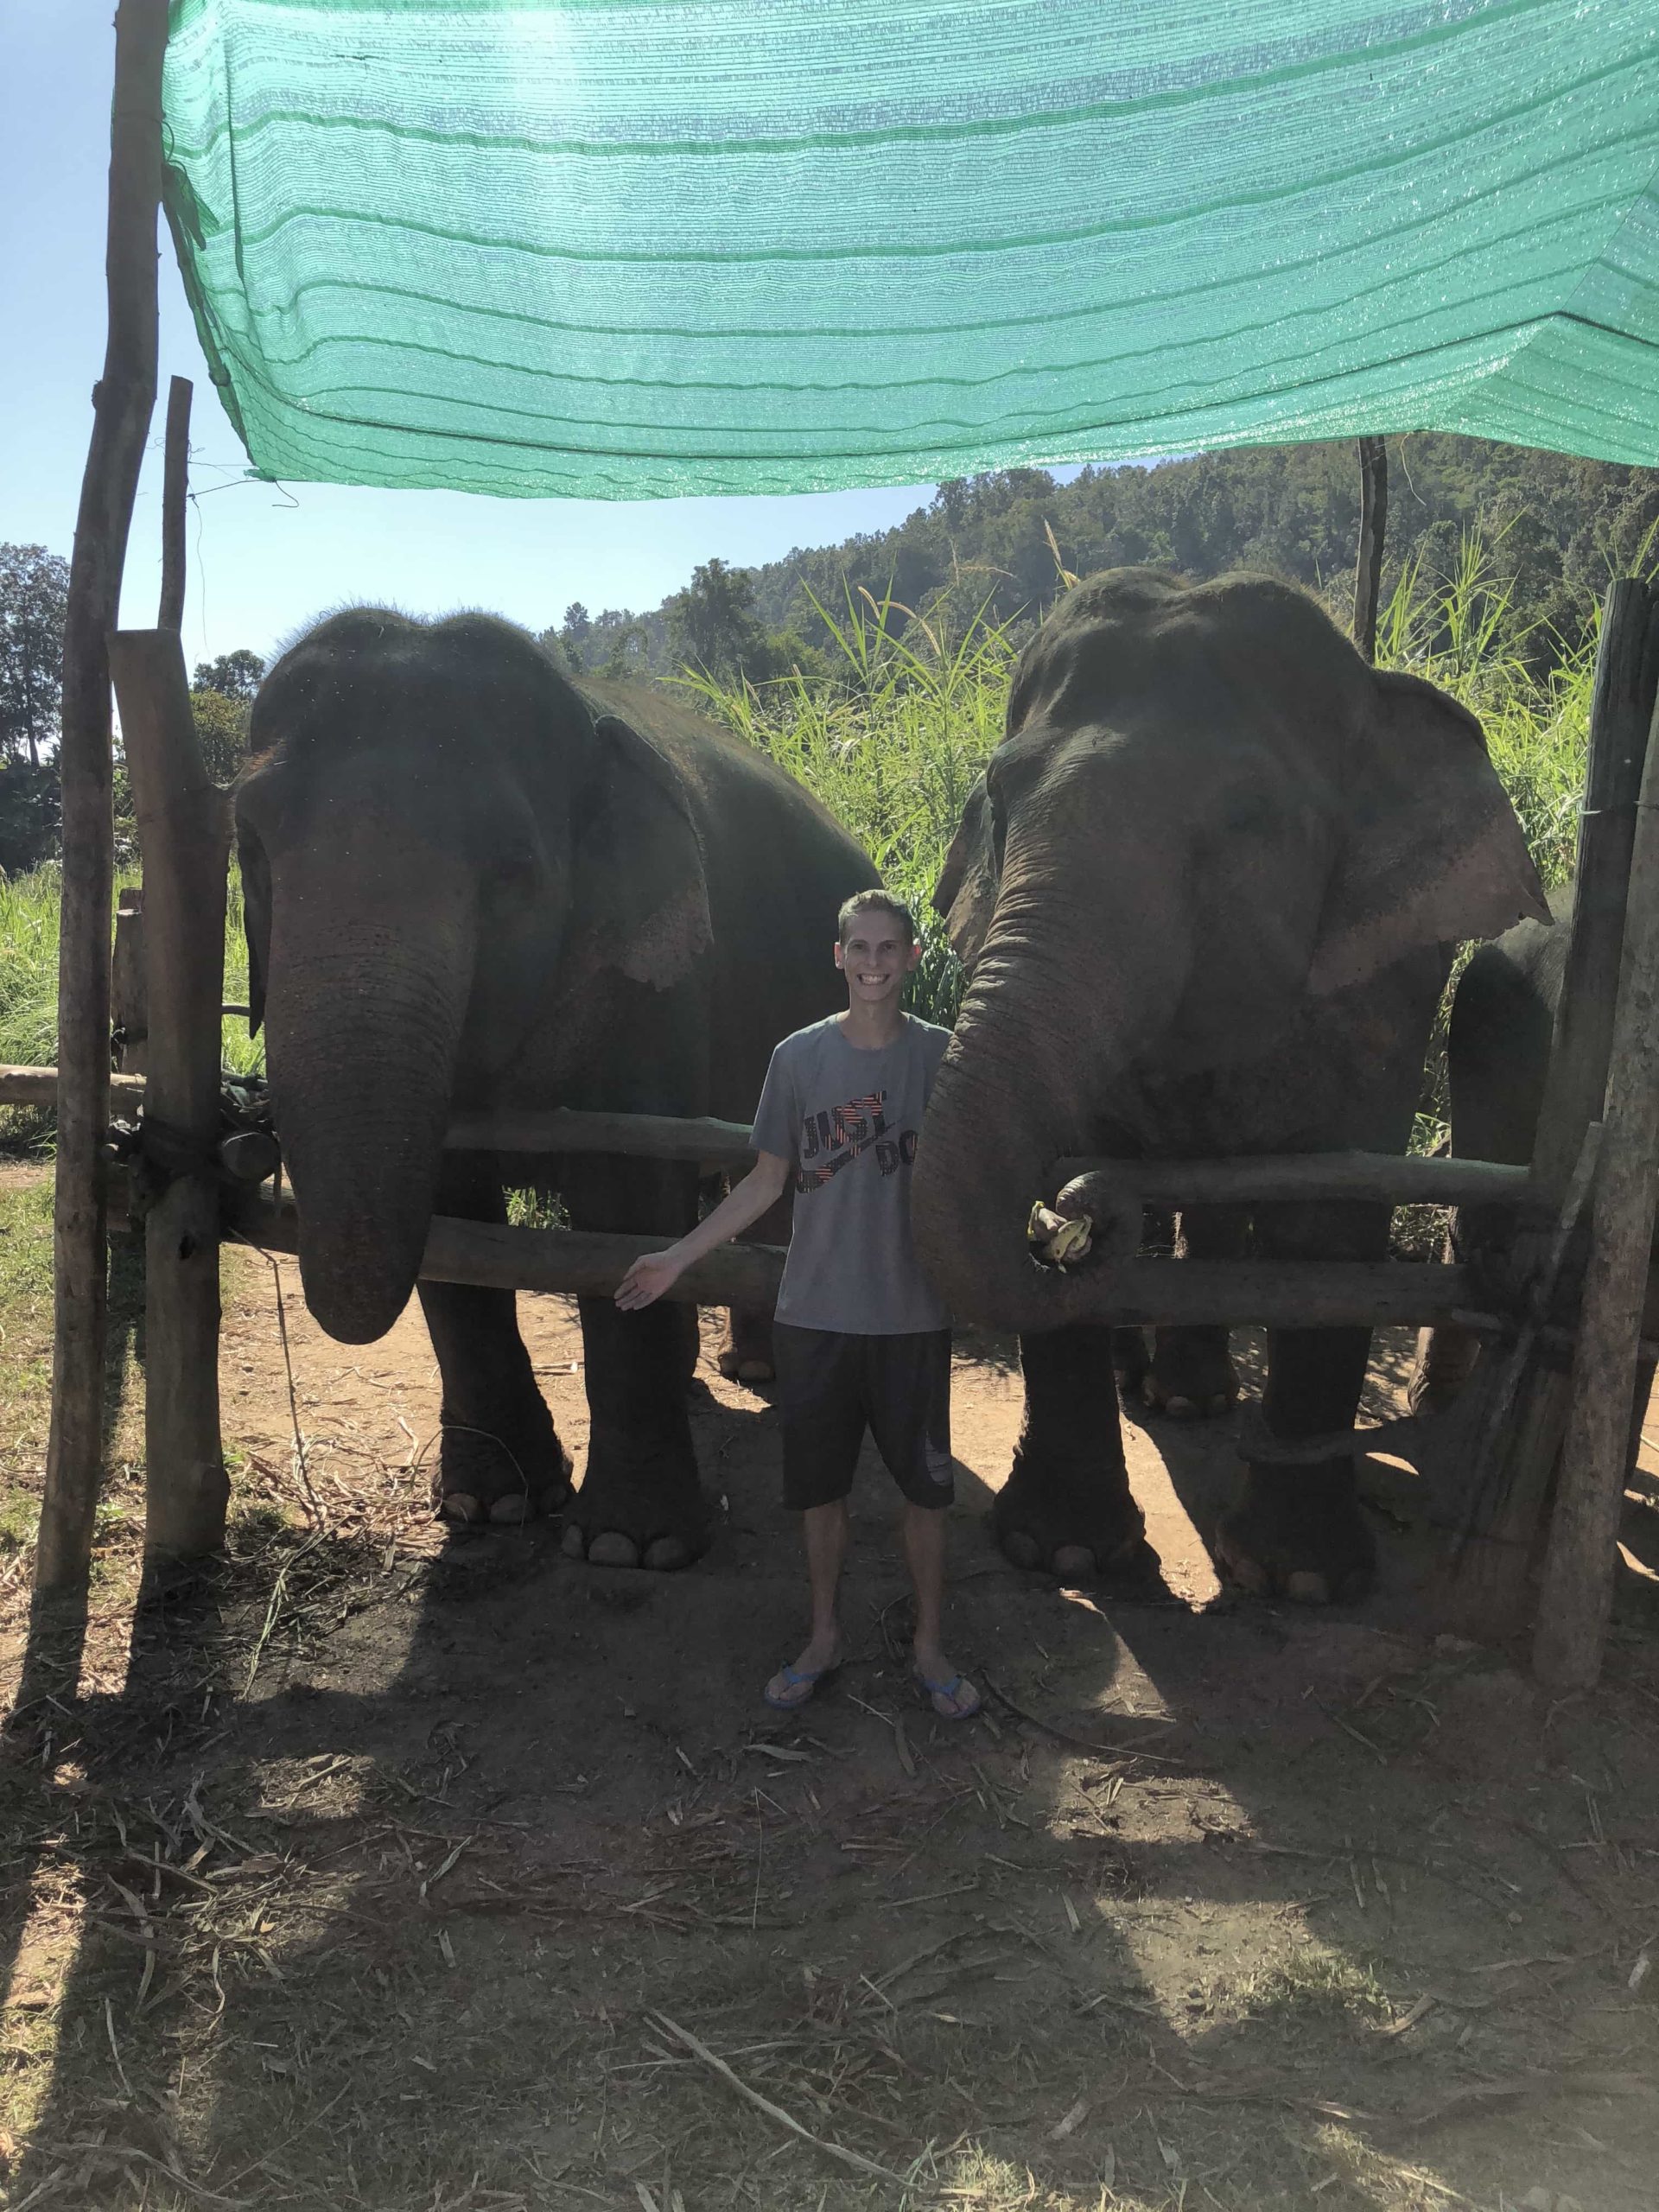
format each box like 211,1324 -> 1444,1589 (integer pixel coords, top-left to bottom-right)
912,568 -> 1548,1604
235,607 -> 874,1567
1410,882 -> 1659,1436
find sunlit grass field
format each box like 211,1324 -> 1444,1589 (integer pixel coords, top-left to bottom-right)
0,537 -> 1596,1116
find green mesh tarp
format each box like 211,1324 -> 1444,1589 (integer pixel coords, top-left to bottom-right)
162,0 -> 1659,499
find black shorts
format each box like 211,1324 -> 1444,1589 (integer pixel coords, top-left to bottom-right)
772,1324 -> 954,1511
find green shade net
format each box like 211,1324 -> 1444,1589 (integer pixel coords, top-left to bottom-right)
162,0 -> 1659,499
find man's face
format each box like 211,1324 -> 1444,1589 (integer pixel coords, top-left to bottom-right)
835,912 -> 921,1007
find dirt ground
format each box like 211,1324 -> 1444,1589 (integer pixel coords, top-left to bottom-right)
1,1164 -> 1657,2211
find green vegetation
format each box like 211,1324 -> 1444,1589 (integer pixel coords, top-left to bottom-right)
684,531 -> 1593,1029
556,433 -> 1659,688
0,480 -> 1605,1103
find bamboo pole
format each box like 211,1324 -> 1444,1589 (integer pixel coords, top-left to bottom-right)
157,376 -> 191,633
109,629 -> 232,1564
38,0 -> 168,1591
1,1066 -> 146,1109
1352,435 -> 1389,661
1445,580 -> 1659,1622
239,1193 -> 1478,1327
1533,706 -> 1659,1689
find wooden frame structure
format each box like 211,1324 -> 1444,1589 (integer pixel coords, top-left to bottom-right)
30,0 -> 1659,1696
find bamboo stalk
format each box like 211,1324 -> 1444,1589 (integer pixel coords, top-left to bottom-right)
39,0 -> 168,1592
1053,1150 -> 1529,1209
110,629 -> 232,1563
1352,435 -> 1389,662
1446,579 -> 1659,1623
239,1196 -> 1475,1326
445,1103 -> 756,1167
0,1066 -> 146,1109
157,377 -> 191,632
1534,701 -> 1659,1689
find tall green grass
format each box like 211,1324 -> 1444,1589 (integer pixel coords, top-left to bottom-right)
0,867 -> 264,1146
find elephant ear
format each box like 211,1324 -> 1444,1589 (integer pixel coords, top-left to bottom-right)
934,776 -> 1000,969
1307,670 -> 1549,996
569,714 -> 712,989
235,821 -> 271,1036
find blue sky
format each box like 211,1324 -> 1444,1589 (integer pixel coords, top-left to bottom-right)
2,3 -> 1090,671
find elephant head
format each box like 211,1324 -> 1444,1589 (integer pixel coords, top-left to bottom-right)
912,569 -> 1549,1331
235,609 -> 710,1343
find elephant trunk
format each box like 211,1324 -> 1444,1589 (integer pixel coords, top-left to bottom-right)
913,873 -> 1185,1332
264,857 -> 477,1344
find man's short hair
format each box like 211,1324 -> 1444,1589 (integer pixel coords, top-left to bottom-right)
837,888 -> 916,946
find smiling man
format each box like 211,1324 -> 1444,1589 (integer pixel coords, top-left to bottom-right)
616,890 -> 979,1721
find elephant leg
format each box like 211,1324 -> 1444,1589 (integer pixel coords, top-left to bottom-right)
560,1154 -> 709,1572
1213,1198 -> 1384,1606
716,1183 -> 792,1385
1144,1205 -> 1247,1420
1111,1326 -> 1151,1400
421,1163 -> 571,1527
993,1325 -> 1146,1579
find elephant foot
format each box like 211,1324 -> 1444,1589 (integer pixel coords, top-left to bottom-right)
1213,1471 -> 1376,1606
432,1421 -> 571,1528
716,1306 -> 776,1387
990,1461 -> 1146,1581
561,1460 -> 711,1573
1142,1331 -> 1239,1422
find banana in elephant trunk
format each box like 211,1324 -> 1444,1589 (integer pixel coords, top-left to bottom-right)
911,953 -> 1154,1333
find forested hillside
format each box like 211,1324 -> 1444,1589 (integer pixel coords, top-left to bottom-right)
550,434 -> 1659,684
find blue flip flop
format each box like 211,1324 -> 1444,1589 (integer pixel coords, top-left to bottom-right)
763,1657 -> 842,1711
913,1667 -> 982,1722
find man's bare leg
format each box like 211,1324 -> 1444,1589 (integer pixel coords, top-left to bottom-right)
764,1499 -> 847,1705
902,1503 -> 979,1719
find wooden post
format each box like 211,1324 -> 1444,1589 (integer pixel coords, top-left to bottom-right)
109,630 -> 232,1564
111,886 -> 147,1075
1352,435 -> 1389,662
38,0 -> 168,1591
1445,579 -> 1659,1623
1533,703 -> 1659,1688
157,376 -> 191,633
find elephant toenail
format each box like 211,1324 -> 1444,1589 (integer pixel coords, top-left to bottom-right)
440,1492 -> 484,1524
734,1360 -> 774,1384
1001,1529 -> 1042,1569
1165,1395 -> 1198,1421
643,1535 -> 691,1571
1051,1544 -> 1097,1581
489,1494 -> 531,1525
560,1522 -> 588,1560
586,1531 -> 643,1569
1285,1570 -> 1332,1605
1207,1393 -> 1234,1417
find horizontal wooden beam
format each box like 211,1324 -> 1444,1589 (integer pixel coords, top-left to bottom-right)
1053,1150 -> 1530,1209
2,1063 -> 146,1109
445,1103 -> 756,1167
234,1191 -> 1473,1325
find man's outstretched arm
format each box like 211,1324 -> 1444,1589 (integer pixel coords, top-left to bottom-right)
613,1152 -> 792,1310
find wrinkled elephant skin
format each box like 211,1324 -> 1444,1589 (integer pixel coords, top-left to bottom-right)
914,569 -> 1548,1601
237,609 -> 873,1570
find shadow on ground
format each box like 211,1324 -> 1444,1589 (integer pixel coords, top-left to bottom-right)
1,1273 -> 1656,2211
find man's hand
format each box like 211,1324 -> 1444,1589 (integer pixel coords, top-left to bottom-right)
615,1247 -> 687,1311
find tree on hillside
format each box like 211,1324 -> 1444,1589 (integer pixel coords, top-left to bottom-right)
193,648 -> 264,701
666,557 -> 779,683
0,543 -> 70,769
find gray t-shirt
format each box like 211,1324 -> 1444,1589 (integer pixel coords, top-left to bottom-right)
751,1013 -> 952,1334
